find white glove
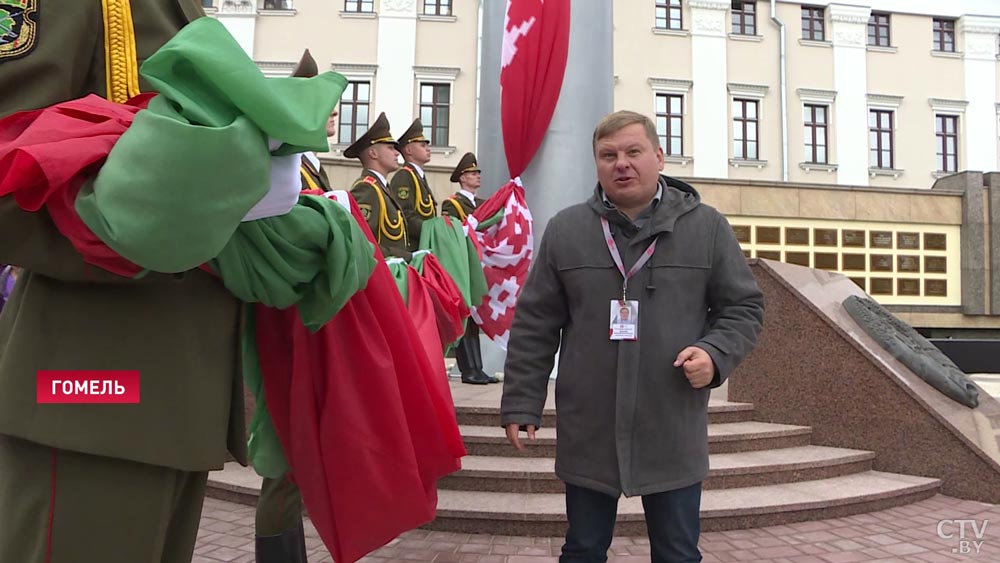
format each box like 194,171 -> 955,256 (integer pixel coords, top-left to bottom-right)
242,139 -> 303,222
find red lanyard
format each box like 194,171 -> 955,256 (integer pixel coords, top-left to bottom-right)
601,217 -> 657,301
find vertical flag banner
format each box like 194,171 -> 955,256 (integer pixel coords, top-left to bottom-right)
471,0 -> 570,348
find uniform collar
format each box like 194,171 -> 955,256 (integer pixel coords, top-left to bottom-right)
406,162 -> 425,179
459,189 -> 476,205
370,170 -> 388,187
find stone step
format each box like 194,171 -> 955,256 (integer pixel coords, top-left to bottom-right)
455,400 -> 756,427
459,421 -> 813,458
440,446 -> 876,493
426,471 -> 941,536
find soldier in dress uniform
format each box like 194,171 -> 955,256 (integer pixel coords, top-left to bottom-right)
347,112 -> 410,259
292,49 -> 334,193
441,152 -> 498,385
388,119 -> 436,251
0,1 -> 248,562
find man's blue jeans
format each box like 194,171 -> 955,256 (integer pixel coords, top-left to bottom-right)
560,481 -> 702,563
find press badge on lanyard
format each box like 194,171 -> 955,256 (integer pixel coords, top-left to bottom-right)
602,217 -> 657,341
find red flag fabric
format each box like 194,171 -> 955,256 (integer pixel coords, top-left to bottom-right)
0,94 -> 154,277
500,0 -> 571,177
418,253 -> 469,346
255,195 -> 464,563
466,181 -> 534,348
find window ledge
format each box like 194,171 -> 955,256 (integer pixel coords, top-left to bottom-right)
729,33 -> 763,43
203,6 -> 218,13
798,38 -> 831,48
866,45 -> 898,54
730,158 -> 769,169
340,11 -> 376,19
418,14 -> 457,22
932,170 -> 958,179
652,28 -> 690,37
258,8 -> 296,16
799,162 -> 838,173
869,167 -> 904,179
663,155 -> 693,167
430,145 -> 457,157
930,49 -> 962,59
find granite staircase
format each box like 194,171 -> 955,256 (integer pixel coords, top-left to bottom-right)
425,383 -> 941,536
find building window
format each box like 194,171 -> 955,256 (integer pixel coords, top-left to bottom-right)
733,99 -> 759,160
868,12 -> 890,47
344,0 -> 373,13
869,109 -> 894,169
420,83 -> 451,146
732,1 -> 756,35
423,0 -> 452,16
201,0 -> 213,7
936,115 -> 958,172
655,0 -> 683,31
655,94 -> 683,156
338,81 -> 370,144
263,0 -> 292,8
803,104 -> 828,164
933,18 -> 956,52
801,6 -> 824,41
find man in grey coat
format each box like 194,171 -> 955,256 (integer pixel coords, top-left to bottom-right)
501,111 -> 764,563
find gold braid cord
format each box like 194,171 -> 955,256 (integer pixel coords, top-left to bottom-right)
449,198 -> 467,221
102,0 -> 141,103
373,185 -> 407,245
407,168 -> 436,218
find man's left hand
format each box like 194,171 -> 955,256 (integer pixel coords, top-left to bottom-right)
673,346 -> 715,389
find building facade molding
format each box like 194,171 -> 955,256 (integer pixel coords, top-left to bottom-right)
827,4 -> 872,25
331,63 -> 378,82
928,98 -> 969,114
256,61 -> 296,77
728,82 -> 770,99
797,88 -> 837,104
867,93 -> 904,108
413,66 -> 461,82
648,78 -> 693,94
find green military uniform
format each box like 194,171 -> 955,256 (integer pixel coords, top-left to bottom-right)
440,153 -> 496,384
346,112 -> 411,259
0,1 -> 246,562
389,119 -> 437,251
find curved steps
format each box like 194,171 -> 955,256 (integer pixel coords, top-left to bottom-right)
429,471 -> 941,536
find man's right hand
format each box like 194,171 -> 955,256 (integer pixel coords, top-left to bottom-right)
505,423 -> 536,451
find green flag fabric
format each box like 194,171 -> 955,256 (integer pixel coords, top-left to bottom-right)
77,17 -> 348,273
418,217 -> 488,309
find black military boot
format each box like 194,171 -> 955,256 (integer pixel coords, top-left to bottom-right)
469,326 -> 499,384
255,521 -> 308,563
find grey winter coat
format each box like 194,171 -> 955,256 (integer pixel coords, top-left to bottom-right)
501,176 -> 764,497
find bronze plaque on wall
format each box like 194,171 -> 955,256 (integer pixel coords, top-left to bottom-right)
849,277 -> 867,291
843,254 -> 866,271
843,230 -> 866,247
870,231 -> 893,249
732,225 -> 751,243
814,228 -> 838,247
756,226 -> 781,244
925,279 -> 948,297
924,233 -> 947,250
925,256 -> 946,273
897,255 -> 920,273
898,232 -> 920,249
870,278 -> 893,295
786,251 -> 810,266
757,250 -> 781,260
814,253 -> 838,270
870,254 -> 893,272
785,228 -> 809,246
897,279 -> 920,296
